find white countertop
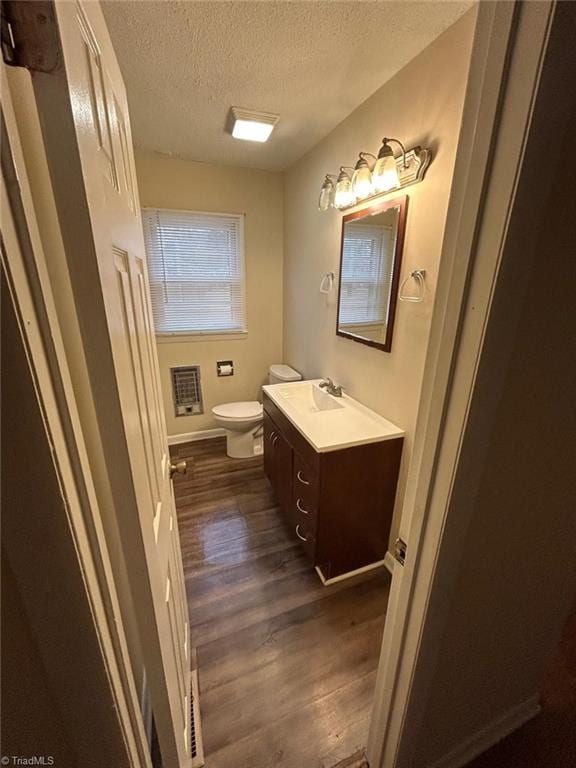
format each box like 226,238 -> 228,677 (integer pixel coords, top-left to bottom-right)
262,379 -> 404,453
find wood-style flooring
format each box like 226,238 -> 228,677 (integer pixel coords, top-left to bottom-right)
171,437 -> 390,768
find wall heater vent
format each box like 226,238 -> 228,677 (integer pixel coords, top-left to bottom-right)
190,669 -> 204,767
171,365 -> 203,417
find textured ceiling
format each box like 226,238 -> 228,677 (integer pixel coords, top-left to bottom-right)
103,0 -> 473,171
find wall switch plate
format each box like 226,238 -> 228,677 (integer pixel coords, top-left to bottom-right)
217,360 -> 234,377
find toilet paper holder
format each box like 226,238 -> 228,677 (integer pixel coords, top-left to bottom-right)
217,360 -> 234,377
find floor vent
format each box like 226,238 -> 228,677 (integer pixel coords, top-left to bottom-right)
171,365 -> 203,417
190,669 -> 205,767
330,750 -> 369,768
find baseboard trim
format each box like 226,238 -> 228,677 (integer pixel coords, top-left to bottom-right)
167,428 -> 226,446
429,694 -> 541,768
316,556 -> 392,586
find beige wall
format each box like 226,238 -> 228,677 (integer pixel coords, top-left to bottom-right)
135,152 -> 284,435
283,10 -> 476,545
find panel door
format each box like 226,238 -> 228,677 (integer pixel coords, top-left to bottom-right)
42,2 -> 191,765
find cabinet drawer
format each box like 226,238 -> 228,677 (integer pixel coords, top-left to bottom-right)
293,454 -> 318,492
293,454 -> 318,515
294,516 -> 316,564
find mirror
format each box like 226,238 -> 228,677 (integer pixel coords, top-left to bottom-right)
336,196 -> 407,352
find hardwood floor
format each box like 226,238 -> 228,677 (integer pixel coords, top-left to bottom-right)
170,437 -> 390,768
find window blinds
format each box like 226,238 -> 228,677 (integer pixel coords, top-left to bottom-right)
339,222 -> 393,326
142,209 -> 246,335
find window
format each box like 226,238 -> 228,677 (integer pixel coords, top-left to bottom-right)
339,221 -> 393,326
142,208 -> 246,335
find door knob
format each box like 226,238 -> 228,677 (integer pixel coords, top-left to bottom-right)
170,460 -> 187,479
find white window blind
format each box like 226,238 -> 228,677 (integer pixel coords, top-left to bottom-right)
142,208 -> 246,335
339,222 -> 393,326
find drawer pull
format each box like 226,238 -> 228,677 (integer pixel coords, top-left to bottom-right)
295,524 -> 308,542
297,470 -> 310,486
296,498 -> 309,515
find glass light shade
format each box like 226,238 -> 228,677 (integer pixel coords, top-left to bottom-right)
231,118 -> 275,142
372,154 -> 400,193
318,177 -> 335,211
351,165 -> 373,199
334,175 -> 356,209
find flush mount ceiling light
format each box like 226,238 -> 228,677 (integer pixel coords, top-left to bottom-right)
227,107 -> 279,143
320,136 -> 432,211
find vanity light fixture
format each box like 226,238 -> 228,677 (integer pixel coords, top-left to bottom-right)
334,167 -> 356,209
319,136 -> 431,211
351,154 -> 374,200
372,138 -> 406,193
318,174 -> 337,211
228,107 -> 279,143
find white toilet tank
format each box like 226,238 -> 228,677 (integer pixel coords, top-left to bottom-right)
268,364 -> 302,385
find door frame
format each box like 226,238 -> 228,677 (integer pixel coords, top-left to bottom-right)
1,66 -> 152,767
2,0 -> 559,766
367,1 -> 557,766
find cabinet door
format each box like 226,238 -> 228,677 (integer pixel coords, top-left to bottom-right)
274,429 -> 293,520
263,410 -> 275,483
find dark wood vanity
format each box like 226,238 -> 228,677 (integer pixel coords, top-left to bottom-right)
263,391 -> 403,580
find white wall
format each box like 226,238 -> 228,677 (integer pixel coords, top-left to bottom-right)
283,10 -> 477,545
135,152 -> 284,436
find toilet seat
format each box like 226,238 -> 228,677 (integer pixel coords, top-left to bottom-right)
212,401 -> 263,422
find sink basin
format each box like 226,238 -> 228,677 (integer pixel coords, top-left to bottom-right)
263,379 -> 404,452
277,382 -> 344,414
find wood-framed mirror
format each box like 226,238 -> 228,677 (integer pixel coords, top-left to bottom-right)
336,195 -> 408,352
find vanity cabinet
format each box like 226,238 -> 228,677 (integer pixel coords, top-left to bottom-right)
263,391 -> 403,580
263,410 -> 292,517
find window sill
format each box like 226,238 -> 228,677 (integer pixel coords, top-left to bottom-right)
156,331 -> 248,344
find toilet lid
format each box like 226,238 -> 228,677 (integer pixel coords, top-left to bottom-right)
212,401 -> 263,420
269,364 -> 302,382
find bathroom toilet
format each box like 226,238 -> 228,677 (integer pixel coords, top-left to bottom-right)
212,364 -> 302,458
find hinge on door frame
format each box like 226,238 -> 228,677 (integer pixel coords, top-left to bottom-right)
394,537 -> 407,566
1,0 -> 60,72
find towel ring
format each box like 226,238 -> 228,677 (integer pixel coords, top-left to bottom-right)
399,269 -> 426,303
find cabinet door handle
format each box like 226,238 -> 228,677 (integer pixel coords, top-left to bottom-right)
272,435 -> 279,446
269,430 -> 277,443
296,498 -> 309,515
295,524 -> 308,542
297,470 -> 310,486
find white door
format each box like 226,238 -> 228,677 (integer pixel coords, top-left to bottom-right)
21,2 -> 191,765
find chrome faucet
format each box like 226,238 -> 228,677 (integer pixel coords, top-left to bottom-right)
319,377 -> 343,397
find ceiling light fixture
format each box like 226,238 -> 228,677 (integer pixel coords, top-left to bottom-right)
228,107 -> 279,143
319,136 -> 432,211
